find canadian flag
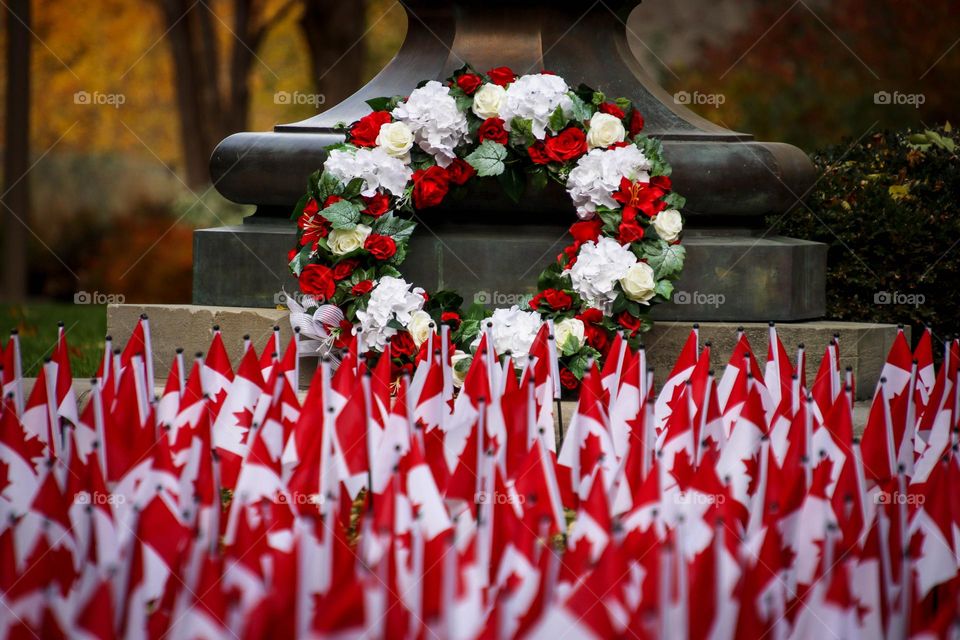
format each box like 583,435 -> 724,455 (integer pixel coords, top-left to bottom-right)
210,347 -> 265,491
655,328 -> 698,430
1,330 -> 25,416
557,363 -> 617,503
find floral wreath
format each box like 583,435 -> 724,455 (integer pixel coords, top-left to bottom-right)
287,65 -> 686,391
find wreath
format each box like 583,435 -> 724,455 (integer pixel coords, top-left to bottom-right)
287,65 -> 686,391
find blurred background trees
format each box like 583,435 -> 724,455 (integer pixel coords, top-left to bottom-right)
0,0 -> 957,309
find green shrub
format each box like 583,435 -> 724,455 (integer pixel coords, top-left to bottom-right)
770,125 -> 960,335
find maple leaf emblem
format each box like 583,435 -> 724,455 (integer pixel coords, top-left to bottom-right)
670,449 -> 696,491
580,432 -> 603,478
233,407 -> 255,445
0,458 -> 8,493
743,452 -> 761,497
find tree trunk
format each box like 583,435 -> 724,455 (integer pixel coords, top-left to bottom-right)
300,0 -> 367,111
2,0 -> 30,302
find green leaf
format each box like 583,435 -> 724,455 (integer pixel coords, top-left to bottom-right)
662,192 -> 686,210
568,92 -> 594,122
614,97 -> 632,113
644,242 -> 686,279
341,177 -> 365,200
448,86 -> 474,113
291,193 -> 310,221
371,211 -> 417,242
597,209 -> 621,232
548,105 -> 568,133
654,279 -> 674,301
498,165 -> 525,203
529,167 -> 548,191
315,171 -> 341,203
465,140 -> 508,177
387,241 -> 408,266
364,97 -> 393,112
509,117 -> 534,148
591,91 -> 606,106
321,199 -> 362,229
288,244 -> 313,277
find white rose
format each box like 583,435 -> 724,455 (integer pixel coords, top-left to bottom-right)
376,121 -> 414,160
451,350 -> 471,388
407,310 -> 434,347
619,262 -> 657,304
472,83 -> 506,119
653,209 -> 683,242
328,224 -> 371,255
554,318 -> 585,354
586,113 -> 626,149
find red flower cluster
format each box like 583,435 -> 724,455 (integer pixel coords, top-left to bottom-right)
478,118 -> 508,144
612,175 -> 672,244
529,288 -> 573,312
364,234 -> 396,261
560,218 -> 604,267
350,111 -> 391,147
529,127 -> 587,165
576,308 -> 609,354
411,160 -> 476,209
486,66 -> 516,86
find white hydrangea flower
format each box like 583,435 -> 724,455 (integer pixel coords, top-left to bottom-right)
499,74 -> 574,140
564,236 -> 638,314
392,81 -> 469,168
324,146 -> 413,197
470,305 -> 543,367
354,276 -> 425,352
565,144 -> 653,218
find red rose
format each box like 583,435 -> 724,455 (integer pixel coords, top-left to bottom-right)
351,280 -> 374,296
477,118 -> 509,144
544,127 -> 587,163
390,331 -> 416,358
577,308 -> 603,325
616,311 -> 642,335
628,108 -> 644,137
559,367 -> 580,390
446,158 -> 476,186
440,311 -> 461,330
598,102 -> 626,119
412,165 -> 450,209
364,234 -> 397,261
362,192 -> 391,217
298,263 -> 335,301
322,195 -> 342,208
570,219 -> 604,244
350,111 -> 391,147
486,66 -> 516,86
543,289 -> 573,311
332,258 -> 359,281
303,198 -> 320,215
456,73 -> 482,95
527,141 -> 551,165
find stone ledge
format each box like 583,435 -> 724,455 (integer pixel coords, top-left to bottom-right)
108,305 -> 902,403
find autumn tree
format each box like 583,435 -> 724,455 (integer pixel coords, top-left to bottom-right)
2,0 -> 30,301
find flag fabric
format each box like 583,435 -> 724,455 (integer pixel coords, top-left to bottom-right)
0,320 -> 956,639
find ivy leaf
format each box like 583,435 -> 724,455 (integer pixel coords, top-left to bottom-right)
288,244 -> 313,277
498,165 -> 525,203
548,105 -> 568,133
644,242 -> 686,279
655,279 -> 674,301
371,211 -> 417,242
465,140 -> 508,177
509,117 -> 534,148
321,199 -> 362,229
568,92 -> 594,122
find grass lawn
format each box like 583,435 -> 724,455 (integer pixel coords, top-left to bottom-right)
2,303 -> 106,377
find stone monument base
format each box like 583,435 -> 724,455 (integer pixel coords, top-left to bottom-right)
194,221 -> 826,322
108,304 -> 901,402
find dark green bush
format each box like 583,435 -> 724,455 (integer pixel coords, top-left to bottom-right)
770,125 -> 960,336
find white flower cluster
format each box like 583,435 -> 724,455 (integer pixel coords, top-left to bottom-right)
565,144 -> 652,218
325,147 -> 413,197
564,237 -> 638,313
471,306 -> 543,367
392,81 -> 469,168
499,74 -> 574,140
355,276 -> 425,352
